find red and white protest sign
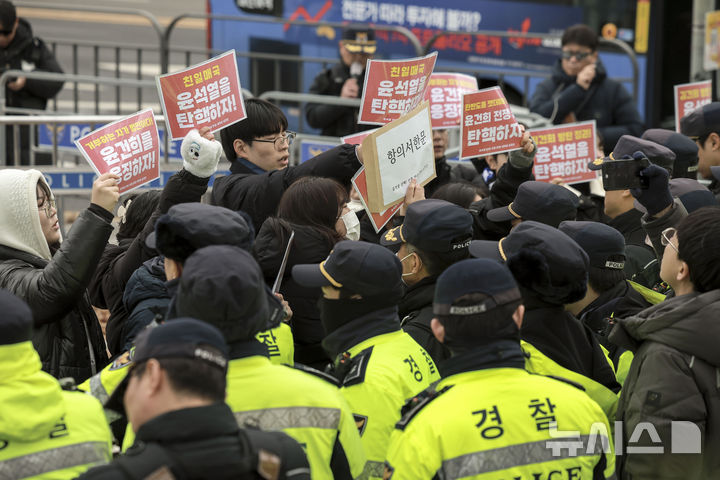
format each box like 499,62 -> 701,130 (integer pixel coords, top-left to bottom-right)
351,167 -> 402,233
341,128 -> 379,145
157,50 -> 246,140
424,73 -> 478,129
461,86 -> 523,159
358,52 -> 437,125
529,120 -> 598,185
75,109 -> 160,194
674,80 -> 712,132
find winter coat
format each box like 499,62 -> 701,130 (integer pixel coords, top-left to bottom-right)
88,169 -> 210,355
122,256 -> 170,352
397,276 -> 451,366
521,302 -> 620,394
529,59 -> 643,152
0,170 -> 111,382
211,144 -> 361,232
253,220 -> 336,369
611,290 -> 720,479
305,62 -> 374,138
0,18 -> 63,111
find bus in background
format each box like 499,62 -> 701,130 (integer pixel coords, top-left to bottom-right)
207,0 -> 694,133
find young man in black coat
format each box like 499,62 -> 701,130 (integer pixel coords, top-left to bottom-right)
529,24 -> 643,153
212,98 -> 363,230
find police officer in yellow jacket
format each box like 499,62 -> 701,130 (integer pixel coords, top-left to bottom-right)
293,241 -> 440,478
384,259 -> 616,479
0,289 -> 112,479
469,221 -> 621,423
169,245 -> 367,479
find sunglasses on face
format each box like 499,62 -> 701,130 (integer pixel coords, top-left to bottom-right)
561,50 -> 592,61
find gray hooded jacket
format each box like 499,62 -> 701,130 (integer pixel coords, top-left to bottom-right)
611,290 -> 720,479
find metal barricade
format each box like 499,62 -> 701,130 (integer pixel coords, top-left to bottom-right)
0,70 -> 158,166
259,91 -> 361,133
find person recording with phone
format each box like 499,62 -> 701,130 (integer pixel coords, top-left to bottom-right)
305,26 -> 377,137
529,24 -> 643,154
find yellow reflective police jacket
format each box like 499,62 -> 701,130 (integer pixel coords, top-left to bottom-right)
226,354 -> 366,479
385,366 -> 615,480
334,330 -> 440,479
522,340 -> 619,426
255,323 -> 294,366
0,342 -> 112,479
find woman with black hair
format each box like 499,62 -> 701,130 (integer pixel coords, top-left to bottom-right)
254,176 -> 358,369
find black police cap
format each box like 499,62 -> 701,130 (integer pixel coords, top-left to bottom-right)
292,240 -> 404,299
380,199 -> 473,253
433,259 -> 521,317
558,221 -> 626,270
486,181 -> 579,228
588,135 -> 676,176
105,318 -> 229,413
642,129 -> 698,179
680,102 -> 720,139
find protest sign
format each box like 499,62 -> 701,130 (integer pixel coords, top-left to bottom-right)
461,86 -> 523,159
157,50 -> 245,140
705,11 -> 720,71
361,100 -> 435,212
424,73 -> 478,129
351,168 -> 403,233
529,120 -> 597,185
74,109 -> 160,194
341,128 -> 379,145
674,80 -> 712,132
358,52 -> 437,125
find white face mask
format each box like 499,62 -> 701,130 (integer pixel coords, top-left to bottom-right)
341,209 -> 361,241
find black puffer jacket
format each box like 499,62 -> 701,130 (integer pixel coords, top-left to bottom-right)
211,144 -> 361,232
253,220 -> 337,369
0,18 -> 63,110
122,256 -> 170,352
529,59 -> 643,153
0,206 -> 112,382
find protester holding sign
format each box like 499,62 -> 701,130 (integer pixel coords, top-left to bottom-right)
0,169 -> 119,382
213,98 -> 364,230
467,131 -> 538,241
529,24 -> 643,153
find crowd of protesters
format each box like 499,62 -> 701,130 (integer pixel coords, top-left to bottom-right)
1,15 -> 720,480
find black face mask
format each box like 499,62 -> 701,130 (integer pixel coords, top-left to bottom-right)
318,295 -> 396,336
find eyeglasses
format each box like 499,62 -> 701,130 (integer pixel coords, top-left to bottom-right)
661,227 -> 678,253
37,198 -> 56,217
253,131 -> 296,151
561,50 -> 592,61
